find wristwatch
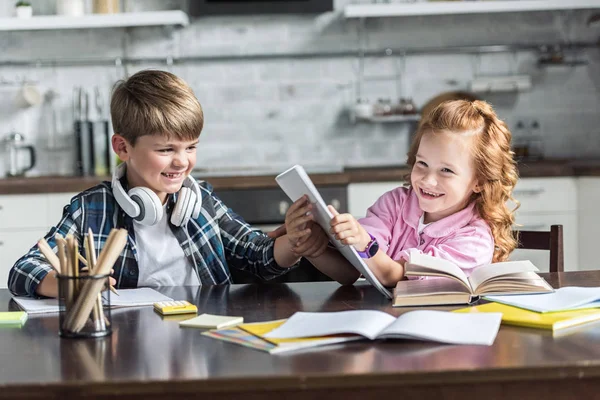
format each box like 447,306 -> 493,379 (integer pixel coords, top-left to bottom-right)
357,233 -> 379,259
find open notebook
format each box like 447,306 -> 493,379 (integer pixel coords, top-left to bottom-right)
276,165 -> 392,299
12,288 -> 173,314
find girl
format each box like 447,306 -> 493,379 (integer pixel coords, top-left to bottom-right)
285,99 -> 519,287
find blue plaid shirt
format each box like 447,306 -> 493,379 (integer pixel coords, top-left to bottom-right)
8,178 -> 290,297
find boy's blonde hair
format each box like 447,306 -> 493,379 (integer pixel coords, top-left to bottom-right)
406,99 -> 519,262
110,70 -> 204,145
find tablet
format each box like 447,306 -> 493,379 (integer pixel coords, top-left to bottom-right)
275,165 -> 393,300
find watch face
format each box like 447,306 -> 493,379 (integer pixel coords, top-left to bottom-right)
368,240 -> 379,257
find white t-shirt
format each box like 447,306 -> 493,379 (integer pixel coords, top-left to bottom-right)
134,205 -> 200,287
417,214 -> 431,234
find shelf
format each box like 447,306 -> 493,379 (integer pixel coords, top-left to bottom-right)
344,1 -> 600,18
357,114 -> 421,123
0,10 -> 189,31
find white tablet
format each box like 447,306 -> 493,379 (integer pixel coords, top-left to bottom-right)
275,165 -> 393,300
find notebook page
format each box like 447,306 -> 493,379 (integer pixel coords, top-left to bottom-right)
377,310 -> 502,346
103,288 -> 173,308
12,297 -> 59,314
264,310 -> 396,340
485,286 -> 600,313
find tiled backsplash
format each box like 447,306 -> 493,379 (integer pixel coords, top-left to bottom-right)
0,0 -> 599,177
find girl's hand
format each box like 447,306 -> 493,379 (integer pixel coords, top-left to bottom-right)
328,205 -> 372,251
284,195 -> 328,258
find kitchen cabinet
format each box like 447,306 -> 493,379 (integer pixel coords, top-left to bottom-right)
577,177 -> 600,271
0,10 -> 188,31
348,182 -> 405,218
344,0 -> 600,18
0,192 -> 77,289
510,178 -> 579,272
348,178 -> 580,272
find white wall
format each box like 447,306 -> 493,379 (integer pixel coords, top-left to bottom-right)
0,0 -> 599,176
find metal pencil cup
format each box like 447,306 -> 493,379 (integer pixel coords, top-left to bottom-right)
57,273 -> 112,339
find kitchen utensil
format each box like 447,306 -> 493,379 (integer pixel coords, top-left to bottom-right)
470,75 -> 532,93
13,83 -> 42,109
2,132 -> 36,177
74,87 -> 94,176
92,86 -> 111,176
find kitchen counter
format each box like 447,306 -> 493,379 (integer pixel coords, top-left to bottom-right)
1,159 -> 600,195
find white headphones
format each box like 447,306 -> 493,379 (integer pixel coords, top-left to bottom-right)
112,163 -> 202,227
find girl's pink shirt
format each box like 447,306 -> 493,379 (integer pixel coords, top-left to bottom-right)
358,186 -> 494,276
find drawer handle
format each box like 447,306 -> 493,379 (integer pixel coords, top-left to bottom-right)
330,199 -> 341,211
0,241 -> 3,246
278,201 -> 290,216
513,189 -> 545,196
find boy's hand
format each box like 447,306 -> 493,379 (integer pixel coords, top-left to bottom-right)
285,196 -> 328,258
293,221 -> 329,258
266,224 -> 286,239
328,205 -> 372,251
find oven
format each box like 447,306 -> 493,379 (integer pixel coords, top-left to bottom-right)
214,185 -> 347,283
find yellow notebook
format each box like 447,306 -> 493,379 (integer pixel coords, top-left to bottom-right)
454,302 -> 600,331
202,319 -> 361,354
0,311 -> 28,327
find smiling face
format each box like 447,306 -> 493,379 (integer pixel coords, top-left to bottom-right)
112,134 -> 198,204
410,130 -> 481,224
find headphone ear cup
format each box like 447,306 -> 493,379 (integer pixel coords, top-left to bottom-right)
128,187 -> 163,226
171,187 -> 191,227
182,189 -> 197,226
183,176 -> 202,219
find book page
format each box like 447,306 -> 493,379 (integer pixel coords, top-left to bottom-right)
12,297 -> 59,314
263,310 -> 397,341
484,286 -> 600,313
406,252 -> 471,291
102,288 -> 173,308
395,278 -> 471,297
475,272 -> 553,295
376,310 -> 502,345
468,260 -> 539,291
394,279 -> 473,306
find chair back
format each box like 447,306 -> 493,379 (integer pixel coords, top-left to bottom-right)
513,225 -> 564,273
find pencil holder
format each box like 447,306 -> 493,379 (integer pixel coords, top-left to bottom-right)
57,273 -> 112,339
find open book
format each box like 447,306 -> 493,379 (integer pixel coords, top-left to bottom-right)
203,309 -> 502,353
393,252 -> 554,307
276,165 -> 392,299
264,310 -> 502,346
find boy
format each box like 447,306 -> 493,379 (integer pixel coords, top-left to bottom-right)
8,70 -> 331,298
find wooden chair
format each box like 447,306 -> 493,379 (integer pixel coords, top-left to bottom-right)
513,225 -> 564,273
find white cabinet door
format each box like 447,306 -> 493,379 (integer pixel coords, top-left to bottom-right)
348,182 -> 405,218
510,178 -> 577,214
510,213 -> 578,272
0,229 -> 48,289
0,194 -> 48,229
577,177 -> 600,271
46,192 -> 78,227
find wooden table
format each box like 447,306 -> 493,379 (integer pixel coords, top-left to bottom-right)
1,271 -> 600,399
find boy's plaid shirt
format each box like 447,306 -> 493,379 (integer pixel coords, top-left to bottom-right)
8,179 -> 290,297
